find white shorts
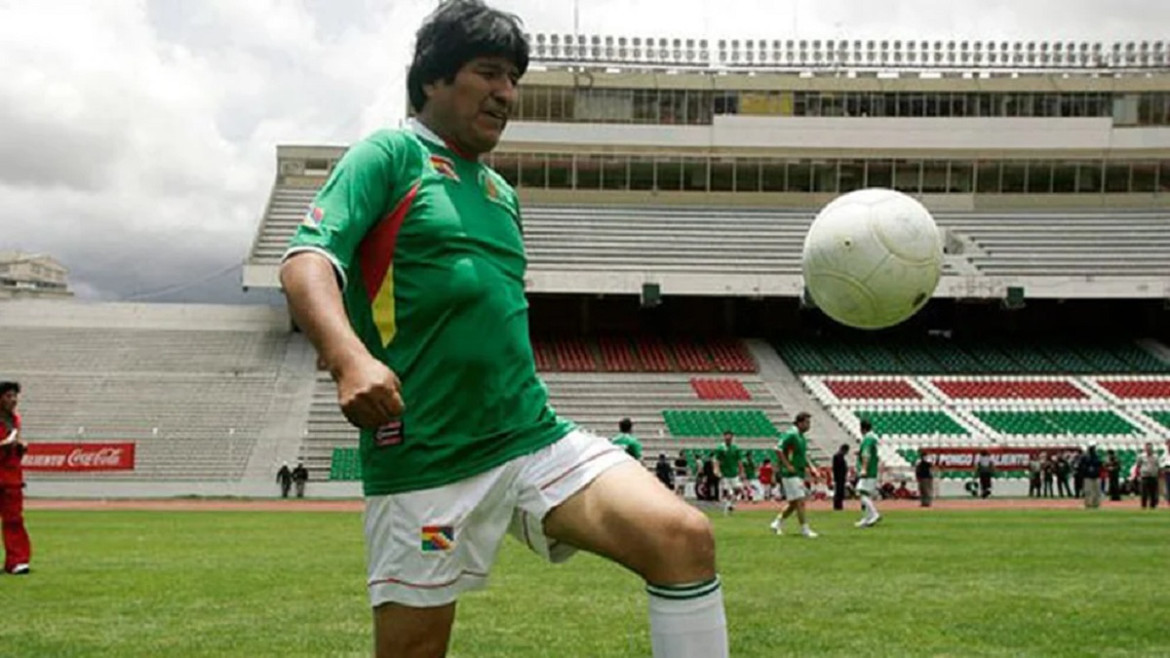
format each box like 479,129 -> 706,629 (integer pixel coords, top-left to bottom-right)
782,477 -> 807,501
364,429 -> 631,608
720,477 -> 741,494
857,477 -> 878,496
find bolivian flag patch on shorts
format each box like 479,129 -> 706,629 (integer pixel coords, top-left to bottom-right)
421,525 -> 455,552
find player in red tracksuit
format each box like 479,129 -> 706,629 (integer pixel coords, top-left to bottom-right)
0,381 -> 31,575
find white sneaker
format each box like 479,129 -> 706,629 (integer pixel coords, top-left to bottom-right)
11,564 -> 29,575
865,514 -> 883,527
769,519 -> 782,535
802,528 -> 819,539
854,519 -> 869,528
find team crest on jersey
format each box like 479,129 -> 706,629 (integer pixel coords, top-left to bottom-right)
420,525 -> 455,552
302,205 -> 325,226
479,170 -> 509,209
429,154 -> 460,183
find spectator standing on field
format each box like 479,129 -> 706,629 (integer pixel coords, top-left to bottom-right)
654,454 -> 674,491
1105,450 -> 1122,502
276,461 -> 293,498
1055,453 -> 1072,498
292,462 -> 309,498
831,444 -> 849,511
916,455 -> 934,507
1081,444 -> 1103,509
0,381 -> 31,575
1134,443 -> 1160,509
975,451 -> 995,499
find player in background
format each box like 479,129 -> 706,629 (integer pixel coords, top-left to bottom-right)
612,417 -> 643,461
279,3 -> 726,656
854,419 -> 883,528
713,431 -> 744,514
742,453 -> 759,501
758,458 -> 775,500
0,381 -> 31,575
770,412 -> 818,538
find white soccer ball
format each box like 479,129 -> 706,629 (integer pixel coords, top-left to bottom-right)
801,188 -> 943,330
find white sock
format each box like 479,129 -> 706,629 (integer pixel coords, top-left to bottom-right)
861,496 -> 877,519
647,577 -> 728,658
801,523 -> 811,533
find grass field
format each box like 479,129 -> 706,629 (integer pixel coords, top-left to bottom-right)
4,506 -> 1168,657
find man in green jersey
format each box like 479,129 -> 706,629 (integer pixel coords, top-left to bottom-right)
279,3 -> 726,656
769,412 -> 819,538
855,419 -> 882,528
612,417 -> 643,461
713,431 -> 744,514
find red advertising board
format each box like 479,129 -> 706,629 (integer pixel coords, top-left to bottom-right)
919,446 -> 1075,472
22,442 -> 136,471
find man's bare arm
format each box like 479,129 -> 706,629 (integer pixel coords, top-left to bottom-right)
281,252 -> 403,428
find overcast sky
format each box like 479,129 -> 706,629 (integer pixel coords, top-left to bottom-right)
2,0 -> 1166,303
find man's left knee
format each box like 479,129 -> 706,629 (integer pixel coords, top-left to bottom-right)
641,505 -> 715,582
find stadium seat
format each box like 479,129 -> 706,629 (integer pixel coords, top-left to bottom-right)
824,379 -> 921,400
690,378 -> 752,400
1098,379 -> 1170,399
973,409 -> 1138,435
663,409 -> 779,438
932,379 -> 1086,400
853,410 -> 969,436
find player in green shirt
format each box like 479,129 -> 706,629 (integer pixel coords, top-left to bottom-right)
279,3 -> 726,656
855,418 -> 883,528
769,412 -> 819,538
713,431 -> 744,514
612,418 -> 643,461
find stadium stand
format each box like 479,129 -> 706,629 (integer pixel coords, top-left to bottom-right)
250,191 -> 1170,282
311,370 -> 796,482
2,303 -> 298,482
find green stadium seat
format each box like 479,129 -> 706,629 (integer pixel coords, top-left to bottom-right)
663,409 -> 779,438
329,447 -> 361,481
854,410 -> 968,436
973,410 -> 1138,435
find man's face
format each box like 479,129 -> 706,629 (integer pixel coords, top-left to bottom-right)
797,418 -> 811,433
0,391 -> 17,414
723,434 -> 732,445
423,56 -> 519,156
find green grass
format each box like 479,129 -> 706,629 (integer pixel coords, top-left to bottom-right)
4,508 -> 1169,657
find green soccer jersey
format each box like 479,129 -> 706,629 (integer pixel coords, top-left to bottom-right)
743,459 -> 757,480
857,432 -> 880,479
612,433 -> 643,460
776,427 -> 809,478
285,121 -> 574,496
714,443 -> 743,478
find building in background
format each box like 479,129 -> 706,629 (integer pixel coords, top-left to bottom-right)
0,251 -> 72,300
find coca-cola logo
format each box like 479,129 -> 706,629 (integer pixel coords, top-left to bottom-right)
67,447 -> 124,467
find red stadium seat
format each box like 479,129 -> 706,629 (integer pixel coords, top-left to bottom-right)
1098,379 -> 1170,399
824,379 -> 921,400
932,379 -> 1086,400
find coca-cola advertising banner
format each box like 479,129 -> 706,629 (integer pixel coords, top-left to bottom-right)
920,446 -> 1075,472
22,442 -> 136,471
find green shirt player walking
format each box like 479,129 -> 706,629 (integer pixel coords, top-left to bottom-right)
279,3 -> 726,656
855,419 -> 883,528
612,418 -> 643,461
770,412 -> 819,538
713,431 -> 744,514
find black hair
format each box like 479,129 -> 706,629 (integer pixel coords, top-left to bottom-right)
618,418 -> 633,433
839,443 -> 850,453
859,418 -> 872,433
407,0 -> 530,113
795,411 -> 811,423
0,382 -> 20,397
